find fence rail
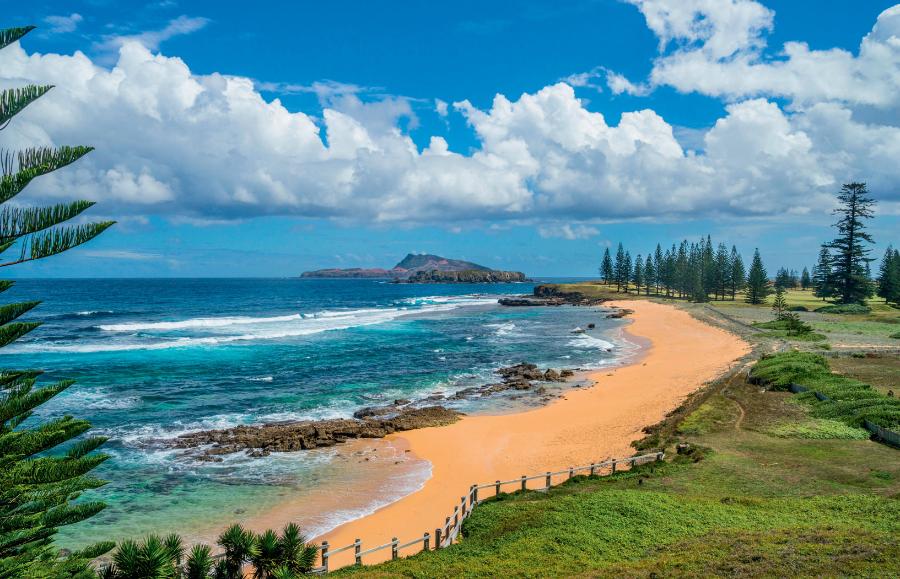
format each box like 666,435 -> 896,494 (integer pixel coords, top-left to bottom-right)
316,451 -> 664,573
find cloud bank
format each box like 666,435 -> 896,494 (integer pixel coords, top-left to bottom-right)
2,3 -> 898,225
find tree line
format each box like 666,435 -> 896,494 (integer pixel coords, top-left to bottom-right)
601,183 -> 896,307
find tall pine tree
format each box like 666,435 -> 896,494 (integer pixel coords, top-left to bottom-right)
600,247 -> 613,286
746,249 -> 770,305
729,246 -> 745,300
800,267 -> 811,290
0,26 -> 115,577
643,254 -> 654,296
813,245 -> 834,301
632,254 -> 643,295
826,182 -> 876,304
613,243 -> 627,291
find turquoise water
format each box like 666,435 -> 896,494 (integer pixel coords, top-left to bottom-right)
2,278 -> 632,545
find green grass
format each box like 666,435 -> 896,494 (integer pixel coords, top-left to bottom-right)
750,351 -> 900,428
764,419 -> 871,440
677,395 -> 740,435
339,457 -> 899,578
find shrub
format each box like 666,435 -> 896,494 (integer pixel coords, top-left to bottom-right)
787,305 -> 809,312
814,304 -> 871,314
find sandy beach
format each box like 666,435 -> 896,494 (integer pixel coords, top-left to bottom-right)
253,299 -> 750,568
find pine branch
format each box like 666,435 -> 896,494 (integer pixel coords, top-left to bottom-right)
0,380 -> 74,427
0,146 -> 94,204
0,321 -> 40,348
0,202 -> 95,243
0,221 -> 115,267
0,26 -> 35,50
0,86 -> 53,129
0,301 -> 40,326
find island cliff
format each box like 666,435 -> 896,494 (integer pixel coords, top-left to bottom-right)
301,253 -> 527,283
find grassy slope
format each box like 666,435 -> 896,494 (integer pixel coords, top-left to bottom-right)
337,285 -> 900,578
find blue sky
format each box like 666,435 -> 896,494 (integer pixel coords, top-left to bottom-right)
4,0 -> 900,277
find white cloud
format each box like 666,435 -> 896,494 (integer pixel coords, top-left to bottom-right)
434,98 -> 449,117
538,224 -> 600,240
43,13 -> 83,34
628,1 -> 900,109
2,7 -> 899,227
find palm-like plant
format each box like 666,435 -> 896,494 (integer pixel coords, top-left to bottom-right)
185,544 -> 214,579
251,529 -> 281,578
277,523 -> 318,575
104,534 -> 182,578
0,24 -> 114,578
217,523 -> 259,579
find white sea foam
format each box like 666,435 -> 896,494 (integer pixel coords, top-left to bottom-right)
568,333 -> 615,351
98,313 -> 305,332
486,322 -> 518,336
18,296 -> 499,354
249,375 -> 274,382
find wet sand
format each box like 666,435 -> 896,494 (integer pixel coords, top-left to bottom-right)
254,300 -> 750,568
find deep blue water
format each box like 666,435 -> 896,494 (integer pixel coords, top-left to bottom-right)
2,278 -> 632,545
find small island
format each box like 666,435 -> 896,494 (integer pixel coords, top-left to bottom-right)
301,253 -> 528,283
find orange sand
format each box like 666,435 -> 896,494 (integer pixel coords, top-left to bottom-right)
266,300 -> 749,568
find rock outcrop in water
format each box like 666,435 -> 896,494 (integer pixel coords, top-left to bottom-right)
396,269 -> 527,284
173,363 -> 579,461
174,406 -> 462,461
499,284 -> 608,306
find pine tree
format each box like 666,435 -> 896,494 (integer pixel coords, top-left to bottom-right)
632,254 -> 643,295
600,247 -> 614,286
622,251 -> 632,293
0,26 -> 115,577
613,243 -> 626,291
653,244 -> 664,294
800,267 -> 811,290
813,245 -> 835,301
826,182 -> 876,304
772,285 -> 787,319
774,267 -> 792,290
746,249 -> 770,305
643,254 -> 654,296
714,243 -> 729,300
877,246 -> 900,306
729,246 -> 745,300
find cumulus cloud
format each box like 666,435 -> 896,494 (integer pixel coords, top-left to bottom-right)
43,13 -> 83,34
2,4 -> 899,227
627,0 -> 900,109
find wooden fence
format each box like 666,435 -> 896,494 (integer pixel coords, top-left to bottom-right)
316,451 -> 664,573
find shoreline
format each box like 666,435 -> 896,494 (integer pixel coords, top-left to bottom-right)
244,299 -> 749,568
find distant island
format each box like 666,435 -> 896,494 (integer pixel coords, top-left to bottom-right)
301,253 -> 528,283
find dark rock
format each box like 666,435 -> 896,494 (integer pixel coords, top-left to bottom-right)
393,398 -> 411,406
543,369 -> 563,382
587,323 -> 596,329
605,308 -> 634,319
174,406 -> 463,460
561,369 -> 575,378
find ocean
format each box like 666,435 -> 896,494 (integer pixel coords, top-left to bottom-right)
2,278 -> 635,547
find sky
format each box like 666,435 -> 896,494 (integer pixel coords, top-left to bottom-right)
2,0 -> 899,277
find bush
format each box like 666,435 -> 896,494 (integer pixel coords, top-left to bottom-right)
751,352 -> 900,430
749,352 -> 830,389
814,304 -> 871,314
890,331 -> 900,339
787,305 -> 809,312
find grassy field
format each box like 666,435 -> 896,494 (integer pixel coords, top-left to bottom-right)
336,284 -> 900,578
